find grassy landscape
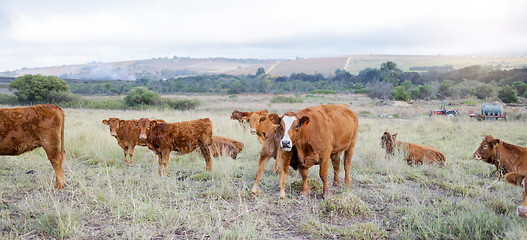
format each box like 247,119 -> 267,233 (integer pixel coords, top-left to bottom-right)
1,94 -> 527,239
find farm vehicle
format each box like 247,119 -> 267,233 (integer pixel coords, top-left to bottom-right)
429,102 -> 459,117
468,102 -> 507,120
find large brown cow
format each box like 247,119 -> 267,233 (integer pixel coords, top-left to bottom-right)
209,136 -> 244,159
473,135 -> 527,177
504,172 -> 527,217
137,118 -> 214,175
381,132 -> 446,165
0,104 -> 65,189
248,113 -> 277,144
268,104 -> 359,199
230,109 -> 268,123
102,118 -> 165,166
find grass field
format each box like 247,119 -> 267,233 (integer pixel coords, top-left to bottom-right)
1,94 -> 527,239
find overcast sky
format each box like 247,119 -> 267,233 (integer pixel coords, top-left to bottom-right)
1,0 -> 526,72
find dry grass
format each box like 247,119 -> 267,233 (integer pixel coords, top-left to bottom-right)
1,94 -> 527,239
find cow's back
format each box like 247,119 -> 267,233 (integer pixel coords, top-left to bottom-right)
150,118 -> 213,153
298,104 -> 358,153
0,104 -> 65,155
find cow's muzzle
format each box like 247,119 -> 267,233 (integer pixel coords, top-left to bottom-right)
518,206 -> 527,218
473,153 -> 481,160
111,132 -> 117,137
281,140 -> 292,151
250,129 -> 256,134
139,134 -> 147,139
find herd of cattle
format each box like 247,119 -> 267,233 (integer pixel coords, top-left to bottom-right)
1,104 -> 527,217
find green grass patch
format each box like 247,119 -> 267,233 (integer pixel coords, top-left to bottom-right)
270,96 -> 304,103
320,192 -> 371,218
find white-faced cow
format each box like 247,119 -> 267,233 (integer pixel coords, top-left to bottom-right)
1,104 -> 65,189
268,104 -> 359,199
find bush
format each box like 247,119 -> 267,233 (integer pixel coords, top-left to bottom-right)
0,94 -> 18,105
124,87 -> 159,106
165,98 -> 201,110
270,96 -> 304,103
498,85 -> 518,103
8,74 -> 70,103
391,86 -> 410,101
311,89 -> 337,95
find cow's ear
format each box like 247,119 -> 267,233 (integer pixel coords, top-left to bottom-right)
102,119 -> 109,125
492,139 -> 501,147
299,116 -> 310,127
259,116 -> 267,123
150,120 -> 157,128
504,173 -> 525,187
393,133 -> 398,139
268,113 -> 281,124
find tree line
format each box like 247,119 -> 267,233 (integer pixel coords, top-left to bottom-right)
3,62 -> 527,106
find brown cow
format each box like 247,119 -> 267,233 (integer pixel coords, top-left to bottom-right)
209,136 -> 244,159
230,109 -> 269,123
248,113 -> 278,144
0,104 -> 65,189
473,135 -> 527,177
381,132 -> 446,165
102,118 -> 165,166
268,104 -> 359,199
137,118 -> 214,175
504,172 -> 527,217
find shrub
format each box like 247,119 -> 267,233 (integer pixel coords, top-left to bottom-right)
0,94 -> 18,105
8,74 -> 71,103
498,85 -> 518,103
311,89 -> 336,95
124,87 -> 159,106
391,86 -> 410,101
165,98 -> 201,110
270,96 -> 303,103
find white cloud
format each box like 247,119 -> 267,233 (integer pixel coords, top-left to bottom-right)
1,0 -> 526,71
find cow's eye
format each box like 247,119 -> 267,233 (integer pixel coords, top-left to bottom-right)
295,124 -> 299,130
483,145 -> 488,149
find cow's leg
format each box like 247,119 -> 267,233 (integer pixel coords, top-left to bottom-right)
128,145 -> 136,166
123,146 -> 129,164
199,145 -> 213,171
158,152 -> 164,176
251,150 -> 273,195
162,150 -> 170,176
42,145 -> 65,189
343,134 -> 357,187
331,154 -> 341,186
299,167 -> 310,198
279,151 -> 292,199
320,154 -> 331,199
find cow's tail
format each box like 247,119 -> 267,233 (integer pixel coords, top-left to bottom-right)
60,111 -> 66,158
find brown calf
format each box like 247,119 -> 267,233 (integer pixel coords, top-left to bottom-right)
210,136 -> 244,159
102,118 -> 165,166
248,113 -> 277,144
137,118 -> 214,175
381,132 -> 446,165
230,109 -> 269,123
0,104 -> 65,189
473,135 -> 527,177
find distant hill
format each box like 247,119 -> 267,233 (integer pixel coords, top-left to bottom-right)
1,55 -> 526,80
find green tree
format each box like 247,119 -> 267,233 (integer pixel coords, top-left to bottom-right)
228,82 -> 245,94
8,74 -> 70,102
380,61 -> 402,86
401,80 -> 412,91
418,85 -> 433,100
124,87 -> 159,106
473,85 -> 494,99
256,67 -> 266,76
391,86 -> 410,101
438,80 -> 455,99
512,81 -> 527,96
498,85 -> 518,103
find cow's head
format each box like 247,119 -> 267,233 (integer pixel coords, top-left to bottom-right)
269,112 -> 309,152
248,113 -> 267,135
504,172 -> 527,217
231,110 -> 242,120
137,118 -> 151,139
473,135 -> 500,162
381,132 -> 397,154
102,118 -> 122,137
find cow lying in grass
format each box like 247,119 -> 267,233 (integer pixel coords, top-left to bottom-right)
381,132 -> 446,165
137,118 -> 214,175
504,172 -> 527,217
209,136 -> 244,159
473,135 -> 527,177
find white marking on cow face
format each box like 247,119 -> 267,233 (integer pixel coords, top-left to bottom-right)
280,116 -> 296,151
